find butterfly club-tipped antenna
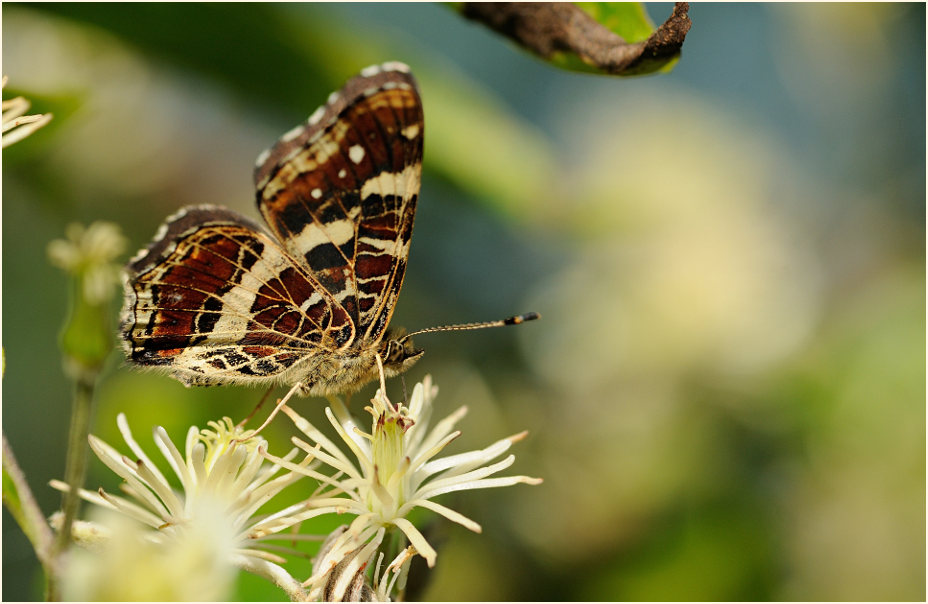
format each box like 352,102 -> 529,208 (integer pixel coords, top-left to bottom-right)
399,312 -> 540,343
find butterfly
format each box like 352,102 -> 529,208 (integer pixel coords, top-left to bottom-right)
121,62 -> 537,398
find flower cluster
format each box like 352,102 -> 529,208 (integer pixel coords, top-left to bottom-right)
52,416 -> 314,600
47,221 -> 126,305
59,377 -> 540,601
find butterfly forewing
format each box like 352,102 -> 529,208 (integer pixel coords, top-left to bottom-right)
254,63 -> 423,346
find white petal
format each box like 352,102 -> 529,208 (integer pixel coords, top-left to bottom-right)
207,443 -> 247,496
238,471 -> 305,522
88,437 -> 171,517
281,405 -> 357,470
231,554 -> 306,601
415,455 -> 517,499
331,531 -> 382,600
233,547 -> 288,564
305,521 -> 381,587
408,430 -> 460,476
324,408 -> 376,478
188,441 -> 208,491
131,457 -> 183,518
406,498 -> 482,533
97,488 -> 167,528
229,446 -> 266,494
405,381 -> 427,418
49,480 -> 119,513
87,435 -> 138,480
328,397 -> 372,454
253,446 -> 299,485
369,474 -> 395,511
261,448 -> 360,502
409,405 -> 467,457
421,434 -> 514,477
291,437 -> 361,480
116,414 -> 169,487
153,426 -> 195,494
303,497 -> 364,514
392,517 -> 436,567
419,473 -> 542,501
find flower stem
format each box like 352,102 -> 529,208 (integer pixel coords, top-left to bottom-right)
383,526 -> 409,599
54,373 -> 96,558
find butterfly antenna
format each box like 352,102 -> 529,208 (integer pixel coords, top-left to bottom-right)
400,312 -> 540,342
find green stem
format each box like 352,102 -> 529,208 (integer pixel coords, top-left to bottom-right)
382,526 -> 409,599
53,374 -> 96,560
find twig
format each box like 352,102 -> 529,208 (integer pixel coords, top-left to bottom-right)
461,2 -> 692,75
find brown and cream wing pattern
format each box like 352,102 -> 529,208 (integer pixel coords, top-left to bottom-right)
254,62 -> 423,347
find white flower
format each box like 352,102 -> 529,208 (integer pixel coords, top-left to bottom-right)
51,414 -> 322,599
60,507 -> 238,601
2,75 -> 52,147
265,375 -> 542,575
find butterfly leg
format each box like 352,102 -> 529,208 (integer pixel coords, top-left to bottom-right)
237,385 -> 276,429
375,353 -> 388,396
236,381 -> 304,442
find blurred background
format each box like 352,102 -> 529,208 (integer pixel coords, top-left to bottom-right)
2,3 -> 924,600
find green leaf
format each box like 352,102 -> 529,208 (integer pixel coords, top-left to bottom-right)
575,2 -> 655,43
2,465 -> 30,539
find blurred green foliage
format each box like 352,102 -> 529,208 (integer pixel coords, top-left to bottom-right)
3,2 -> 925,602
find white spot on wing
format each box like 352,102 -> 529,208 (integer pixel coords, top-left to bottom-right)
311,188 -> 322,199
381,61 -> 410,73
401,124 -> 420,140
128,245 -> 150,264
338,169 -> 347,179
360,65 -> 382,77
349,145 -> 366,164
152,221 -> 170,243
281,124 -> 304,142
327,91 -> 340,105
308,106 -> 325,126
255,148 -> 271,167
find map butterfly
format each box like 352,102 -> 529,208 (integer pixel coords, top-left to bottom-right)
121,62 -> 537,397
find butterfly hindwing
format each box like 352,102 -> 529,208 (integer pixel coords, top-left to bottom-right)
121,205 -> 353,386
254,62 -> 423,347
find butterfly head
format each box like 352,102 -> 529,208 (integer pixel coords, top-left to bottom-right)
379,330 -> 424,378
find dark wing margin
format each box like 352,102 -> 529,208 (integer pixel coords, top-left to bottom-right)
253,61 -> 423,348
121,205 -> 353,385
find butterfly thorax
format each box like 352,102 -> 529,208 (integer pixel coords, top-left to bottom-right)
293,331 -> 423,397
